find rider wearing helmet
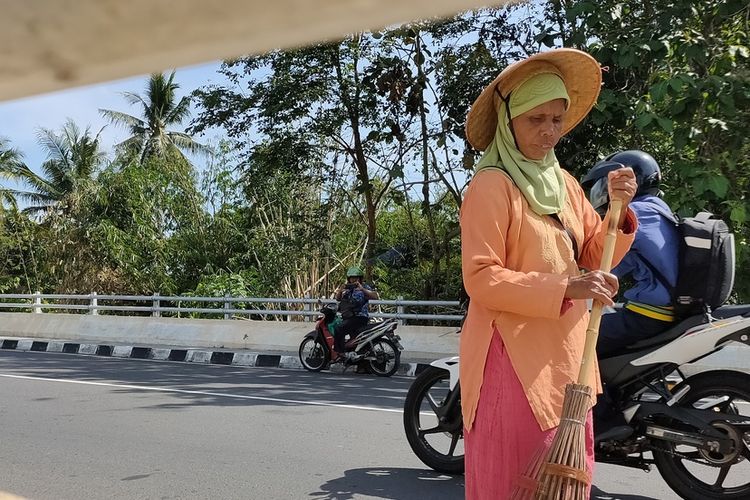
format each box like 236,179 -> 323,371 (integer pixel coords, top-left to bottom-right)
581,150 -> 680,357
333,265 -> 379,358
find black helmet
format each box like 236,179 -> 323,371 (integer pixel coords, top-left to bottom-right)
581,150 -> 662,214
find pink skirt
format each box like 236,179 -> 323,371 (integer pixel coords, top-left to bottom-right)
465,330 -> 594,499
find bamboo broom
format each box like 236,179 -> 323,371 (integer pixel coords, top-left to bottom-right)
511,199 -> 623,500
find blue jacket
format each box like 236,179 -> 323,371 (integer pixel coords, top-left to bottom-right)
339,284 -> 374,318
613,195 -> 679,306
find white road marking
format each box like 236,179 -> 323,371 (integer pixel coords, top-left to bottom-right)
0,373 -> 402,414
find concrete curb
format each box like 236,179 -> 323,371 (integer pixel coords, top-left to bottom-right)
0,312 -> 460,358
0,336 -> 433,377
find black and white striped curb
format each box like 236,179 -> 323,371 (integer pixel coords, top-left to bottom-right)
0,337 -> 432,377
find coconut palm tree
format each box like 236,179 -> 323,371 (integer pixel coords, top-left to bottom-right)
10,120 -> 106,215
100,71 -> 210,163
0,137 -> 24,210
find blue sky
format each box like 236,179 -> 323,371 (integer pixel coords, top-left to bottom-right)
0,35 -> 474,201
0,60 -> 230,180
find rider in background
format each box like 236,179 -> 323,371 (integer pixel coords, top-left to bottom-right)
582,150 -> 680,358
333,266 -> 379,358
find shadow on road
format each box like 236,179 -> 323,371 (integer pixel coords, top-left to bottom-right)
592,486 -> 662,500
310,467 -> 464,500
307,469 -> 663,500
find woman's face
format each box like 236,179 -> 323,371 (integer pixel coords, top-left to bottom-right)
510,98 -> 567,160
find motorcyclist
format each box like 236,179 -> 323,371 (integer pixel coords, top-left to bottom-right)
333,266 -> 379,359
581,150 -> 680,358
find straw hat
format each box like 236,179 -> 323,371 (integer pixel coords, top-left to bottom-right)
465,48 -> 602,151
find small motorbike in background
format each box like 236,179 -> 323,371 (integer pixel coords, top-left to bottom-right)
299,304 -> 404,377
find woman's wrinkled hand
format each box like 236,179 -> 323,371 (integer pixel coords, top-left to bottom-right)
564,271 -> 619,306
607,167 -> 637,206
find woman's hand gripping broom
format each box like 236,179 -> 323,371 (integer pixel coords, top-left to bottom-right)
511,199 -> 623,500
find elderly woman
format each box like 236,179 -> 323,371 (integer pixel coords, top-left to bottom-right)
460,49 -> 638,498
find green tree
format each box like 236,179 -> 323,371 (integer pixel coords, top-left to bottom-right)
0,139 -> 42,294
0,137 -> 24,213
191,39 -> 420,274
36,150 -> 206,294
366,8 -> 541,296
9,120 -> 105,216
0,209 -> 42,293
101,71 -> 210,163
190,8 -> 541,299
549,0 -> 750,299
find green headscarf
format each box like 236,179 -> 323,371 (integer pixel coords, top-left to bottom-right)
475,72 -> 570,215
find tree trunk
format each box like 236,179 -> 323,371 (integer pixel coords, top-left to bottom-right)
415,32 -> 440,298
334,38 -> 378,278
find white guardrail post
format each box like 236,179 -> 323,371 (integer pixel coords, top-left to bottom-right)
152,293 -> 160,317
90,292 -> 98,315
33,291 -> 42,314
396,295 -> 405,326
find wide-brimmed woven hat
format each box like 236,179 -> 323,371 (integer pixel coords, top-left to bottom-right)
465,48 -> 602,151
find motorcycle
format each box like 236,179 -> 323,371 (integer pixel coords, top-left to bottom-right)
299,304 -> 404,377
403,305 -> 750,499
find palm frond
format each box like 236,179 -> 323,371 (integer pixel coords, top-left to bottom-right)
21,202 -> 55,216
35,127 -> 72,173
71,136 -> 106,180
39,160 -> 69,193
0,189 -> 19,210
167,132 -> 213,157
61,119 -> 82,147
115,135 -> 146,153
15,163 -> 63,200
12,188 -> 57,209
0,138 -> 25,172
100,109 -> 145,131
120,91 -> 149,110
166,96 -> 192,125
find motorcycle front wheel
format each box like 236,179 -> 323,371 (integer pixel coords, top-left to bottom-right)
366,338 -> 400,377
298,337 -> 328,372
653,370 -> 750,500
403,366 -> 464,474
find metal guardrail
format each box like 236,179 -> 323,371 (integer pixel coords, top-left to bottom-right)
0,293 -> 464,325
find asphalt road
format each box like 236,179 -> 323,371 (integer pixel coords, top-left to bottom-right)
0,350 -> 680,500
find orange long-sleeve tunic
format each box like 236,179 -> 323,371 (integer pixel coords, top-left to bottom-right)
460,168 -> 637,431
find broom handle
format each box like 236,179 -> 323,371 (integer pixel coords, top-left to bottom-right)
577,199 -> 622,385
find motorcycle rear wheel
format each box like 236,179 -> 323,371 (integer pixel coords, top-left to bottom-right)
298,337 -> 328,372
366,338 -> 400,377
403,366 -> 464,474
653,370 -> 750,500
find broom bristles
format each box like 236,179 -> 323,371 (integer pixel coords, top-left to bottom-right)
511,200 -> 620,499
510,383 -> 593,500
